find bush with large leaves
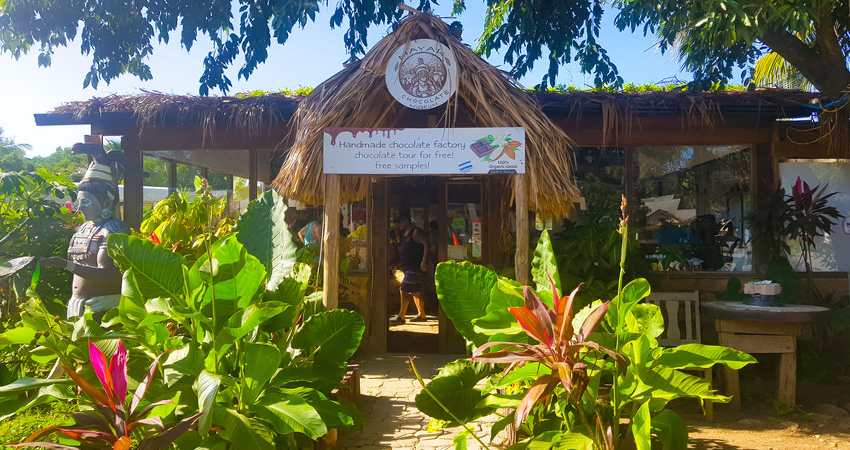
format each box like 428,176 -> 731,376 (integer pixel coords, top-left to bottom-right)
420,229 -> 756,449
0,190 -> 365,449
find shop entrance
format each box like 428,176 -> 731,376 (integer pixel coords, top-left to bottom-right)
385,177 -> 486,353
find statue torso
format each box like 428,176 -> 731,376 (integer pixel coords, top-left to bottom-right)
68,219 -> 128,299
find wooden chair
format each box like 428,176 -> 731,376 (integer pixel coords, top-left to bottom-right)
647,290 -> 713,421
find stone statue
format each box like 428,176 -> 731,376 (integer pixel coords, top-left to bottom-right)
39,145 -> 128,319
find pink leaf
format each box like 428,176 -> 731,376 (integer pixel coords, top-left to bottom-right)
89,341 -> 114,407
514,374 -> 558,428
111,340 -> 128,406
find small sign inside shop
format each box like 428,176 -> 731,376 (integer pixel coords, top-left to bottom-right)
323,127 -> 525,175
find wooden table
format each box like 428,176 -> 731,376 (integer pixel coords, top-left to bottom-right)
701,301 -> 829,408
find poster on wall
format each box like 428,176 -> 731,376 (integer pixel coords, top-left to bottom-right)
385,39 -> 458,110
323,127 -> 525,175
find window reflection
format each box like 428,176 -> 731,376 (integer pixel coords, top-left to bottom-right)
636,145 -> 752,272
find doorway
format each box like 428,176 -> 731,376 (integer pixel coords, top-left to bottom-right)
384,177 -> 486,353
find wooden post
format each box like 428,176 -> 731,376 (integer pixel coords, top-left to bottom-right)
121,137 -> 144,229
168,160 -> 178,194
514,174 -> 529,285
248,149 -> 258,201
323,174 -> 341,310
367,179 -> 388,352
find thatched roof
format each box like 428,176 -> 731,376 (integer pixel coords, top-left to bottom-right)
50,92 -> 299,146
270,12 -> 582,217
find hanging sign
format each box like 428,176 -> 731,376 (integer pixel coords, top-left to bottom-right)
324,127 -> 525,175
385,39 -> 458,110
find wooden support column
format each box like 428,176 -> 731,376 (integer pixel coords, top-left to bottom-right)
248,149 -> 258,201
323,174 -> 341,310
514,174 -> 529,285
168,160 -> 178,194
367,179 -> 388,352
121,137 -> 144,229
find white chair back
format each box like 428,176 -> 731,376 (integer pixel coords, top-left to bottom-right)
647,291 -> 701,346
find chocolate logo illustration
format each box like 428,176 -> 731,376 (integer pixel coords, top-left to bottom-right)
386,39 -> 457,110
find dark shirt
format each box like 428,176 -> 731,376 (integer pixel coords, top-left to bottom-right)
399,227 -> 425,271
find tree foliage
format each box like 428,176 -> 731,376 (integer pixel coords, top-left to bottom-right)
1,0 -> 848,94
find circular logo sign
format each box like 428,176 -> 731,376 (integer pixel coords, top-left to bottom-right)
386,39 -> 458,110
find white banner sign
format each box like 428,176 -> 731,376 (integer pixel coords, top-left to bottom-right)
323,127 -> 525,175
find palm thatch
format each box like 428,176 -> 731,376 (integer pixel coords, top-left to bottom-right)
535,89 -> 820,147
52,92 -> 299,147
272,12 -> 581,217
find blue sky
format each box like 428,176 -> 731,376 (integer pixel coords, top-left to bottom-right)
0,3 -> 687,157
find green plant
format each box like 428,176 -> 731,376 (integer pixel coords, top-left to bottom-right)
0,169 -> 80,309
10,340 -> 201,450
418,202 -> 757,449
138,177 -> 235,261
0,190 -> 365,449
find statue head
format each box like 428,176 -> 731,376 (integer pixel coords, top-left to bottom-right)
77,162 -> 119,222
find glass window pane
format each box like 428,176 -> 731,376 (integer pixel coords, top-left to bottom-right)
636,145 -> 752,272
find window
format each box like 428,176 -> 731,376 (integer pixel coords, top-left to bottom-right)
635,145 -> 752,272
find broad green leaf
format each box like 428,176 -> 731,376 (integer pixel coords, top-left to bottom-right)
269,365 -> 347,393
435,261 -> 499,346
415,359 -> 494,426
195,370 -> 221,437
632,401 -> 651,450
0,325 -> 36,345
531,230 -> 560,293
573,301 -> 604,337
289,263 -> 312,284
631,367 -> 729,404
625,303 -> 664,339
291,309 -> 365,369
212,407 -> 274,450
235,190 -> 297,290
653,343 -> 757,370
552,428 -> 594,449
190,236 -> 266,314
0,377 -> 72,395
118,269 -> 147,328
650,409 -> 689,450
107,234 -> 188,300
253,392 -> 327,439
476,392 -> 522,409
608,278 -> 650,331
527,430 -> 560,449
0,384 -> 71,421
473,308 -> 523,336
215,302 -> 286,356
487,362 -> 546,390
485,277 -> 524,313
243,342 -> 281,405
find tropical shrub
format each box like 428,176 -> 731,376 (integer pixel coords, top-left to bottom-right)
0,190 -> 365,449
9,340 -> 201,450
417,201 -> 756,449
139,177 -> 235,261
0,169 -> 80,313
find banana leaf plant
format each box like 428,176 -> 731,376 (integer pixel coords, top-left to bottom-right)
9,340 -> 201,450
418,224 -> 757,449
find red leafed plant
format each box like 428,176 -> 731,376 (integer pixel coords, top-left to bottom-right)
11,340 -> 202,450
472,281 -> 624,431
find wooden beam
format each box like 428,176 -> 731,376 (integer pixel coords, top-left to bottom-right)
121,137 -> 144,229
248,149 -> 258,201
323,174 -> 341,310
514,174 -> 529,285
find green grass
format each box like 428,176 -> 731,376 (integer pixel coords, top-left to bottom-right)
0,401 -> 78,448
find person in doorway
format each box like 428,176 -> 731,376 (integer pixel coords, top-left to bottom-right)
298,217 -> 322,245
389,215 -> 429,324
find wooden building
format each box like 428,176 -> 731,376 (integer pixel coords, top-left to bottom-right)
35,14 -> 846,354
